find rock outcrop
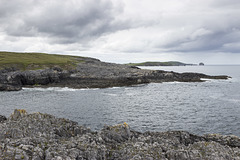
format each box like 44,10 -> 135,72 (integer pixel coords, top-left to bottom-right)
0,58 -> 229,91
0,110 -> 239,159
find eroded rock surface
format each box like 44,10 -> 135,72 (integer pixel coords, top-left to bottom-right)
0,109 -> 239,159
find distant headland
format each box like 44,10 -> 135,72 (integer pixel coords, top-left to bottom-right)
127,61 -> 197,66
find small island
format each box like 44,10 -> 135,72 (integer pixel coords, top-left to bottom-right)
0,52 -> 229,91
199,62 -> 205,66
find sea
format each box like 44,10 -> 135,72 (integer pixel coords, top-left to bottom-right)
1,65 -> 240,136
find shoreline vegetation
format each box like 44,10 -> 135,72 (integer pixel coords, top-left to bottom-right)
0,109 -> 240,159
0,51 -> 86,70
0,51 -> 229,91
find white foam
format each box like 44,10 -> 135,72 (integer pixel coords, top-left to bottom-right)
200,78 -> 215,81
108,87 -> 121,89
161,81 -> 183,84
22,87 -> 98,92
201,77 -> 236,83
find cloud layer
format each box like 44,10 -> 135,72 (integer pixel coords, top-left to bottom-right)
0,0 -> 240,64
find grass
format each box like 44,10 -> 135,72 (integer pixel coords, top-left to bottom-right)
0,51 -> 85,70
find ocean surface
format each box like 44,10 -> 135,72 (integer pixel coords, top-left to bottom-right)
1,65 -> 240,136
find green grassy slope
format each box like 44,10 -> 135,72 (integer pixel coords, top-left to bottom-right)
0,52 -> 85,70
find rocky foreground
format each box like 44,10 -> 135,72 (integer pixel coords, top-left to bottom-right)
0,110 -> 240,159
0,56 -> 229,91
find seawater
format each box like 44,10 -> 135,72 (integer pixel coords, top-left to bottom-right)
1,65 -> 240,136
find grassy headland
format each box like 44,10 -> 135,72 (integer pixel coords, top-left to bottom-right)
0,51 -> 86,70
0,51 -> 229,91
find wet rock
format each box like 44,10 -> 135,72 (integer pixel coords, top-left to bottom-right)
0,84 -> 22,91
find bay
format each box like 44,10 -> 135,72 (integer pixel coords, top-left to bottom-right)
1,65 -> 240,136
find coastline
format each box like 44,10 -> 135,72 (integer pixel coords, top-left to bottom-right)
0,109 -> 240,159
0,57 -> 229,91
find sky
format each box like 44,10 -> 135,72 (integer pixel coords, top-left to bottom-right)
0,0 -> 240,64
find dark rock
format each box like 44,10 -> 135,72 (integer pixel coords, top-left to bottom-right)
0,115 -> 7,122
130,66 -> 140,69
0,67 -> 18,73
0,84 -> 22,91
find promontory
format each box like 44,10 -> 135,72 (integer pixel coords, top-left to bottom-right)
0,52 -> 229,91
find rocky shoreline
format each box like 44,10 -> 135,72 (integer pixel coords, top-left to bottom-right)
0,57 -> 229,91
0,109 -> 239,159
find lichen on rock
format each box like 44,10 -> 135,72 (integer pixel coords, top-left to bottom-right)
10,109 -> 28,120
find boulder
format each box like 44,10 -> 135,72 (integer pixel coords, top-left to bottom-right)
100,122 -> 132,143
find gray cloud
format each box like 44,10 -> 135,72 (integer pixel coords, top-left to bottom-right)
0,0 -> 128,44
162,28 -> 240,53
0,0 -> 240,64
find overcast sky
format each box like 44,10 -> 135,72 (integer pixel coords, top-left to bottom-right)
0,0 -> 240,64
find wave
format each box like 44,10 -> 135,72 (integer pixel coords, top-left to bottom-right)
164,81 -> 182,84
22,87 -> 99,92
225,98 -> 240,103
201,77 -> 236,83
103,93 -> 118,96
108,87 -> 121,89
200,78 -> 215,81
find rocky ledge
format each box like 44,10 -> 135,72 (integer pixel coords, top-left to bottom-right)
0,109 -> 240,160
0,58 -> 229,91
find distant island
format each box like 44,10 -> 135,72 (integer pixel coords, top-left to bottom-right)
127,61 -> 196,66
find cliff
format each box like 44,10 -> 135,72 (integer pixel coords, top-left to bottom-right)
0,109 -> 240,159
0,52 -> 229,91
